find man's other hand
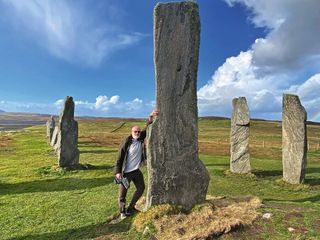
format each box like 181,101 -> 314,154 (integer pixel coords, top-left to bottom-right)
115,173 -> 122,180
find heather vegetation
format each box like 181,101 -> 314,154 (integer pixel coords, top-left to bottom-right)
0,118 -> 320,239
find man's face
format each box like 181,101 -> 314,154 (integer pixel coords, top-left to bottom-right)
131,126 -> 141,139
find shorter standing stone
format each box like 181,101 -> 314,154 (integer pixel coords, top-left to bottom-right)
282,94 -> 307,184
230,97 -> 251,174
50,126 -> 59,147
46,116 -> 55,143
55,96 -> 80,167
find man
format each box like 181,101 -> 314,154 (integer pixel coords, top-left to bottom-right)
115,110 -> 158,219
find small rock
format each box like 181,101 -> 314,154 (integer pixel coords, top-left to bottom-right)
288,227 -> 295,232
175,227 -> 186,235
262,213 -> 272,220
143,226 -> 151,236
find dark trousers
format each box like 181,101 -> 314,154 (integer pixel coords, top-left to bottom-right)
118,169 -> 145,213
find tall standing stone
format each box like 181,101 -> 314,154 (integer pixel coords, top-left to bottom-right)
230,97 -> 251,174
55,96 -> 80,167
146,1 -> 210,210
282,94 -> 307,184
46,116 -> 55,143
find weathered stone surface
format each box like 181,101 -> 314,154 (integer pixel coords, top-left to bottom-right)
55,96 -> 79,167
230,97 -> 251,174
53,128 -> 60,153
282,94 -> 307,184
146,1 -> 209,210
46,116 -> 55,142
50,126 -> 59,147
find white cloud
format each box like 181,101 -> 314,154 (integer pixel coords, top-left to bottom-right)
124,98 -> 143,111
75,96 -> 150,117
251,90 -> 280,113
0,100 -> 56,113
296,74 -> 320,101
0,0 -> 146,66
288,74 -> 320,121
95,96 -> 108,109
226,0 -> 320,72
54,99 -> 64,108
94,95 -> 119,111
198,0 -> 320,120
198,51 -> 282,116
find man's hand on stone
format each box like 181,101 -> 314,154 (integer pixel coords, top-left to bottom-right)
147,110 -> 158,124
149,110 -> 158,118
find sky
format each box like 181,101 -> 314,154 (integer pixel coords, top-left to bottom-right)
0,0 -> 319,121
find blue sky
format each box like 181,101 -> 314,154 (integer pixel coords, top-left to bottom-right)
0,0 -> 319,121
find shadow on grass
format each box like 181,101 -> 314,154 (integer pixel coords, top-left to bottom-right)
252,169 -> 282,178
79,149 -> 117,154
78,141 -> 101,148
304,178 -> 320,186
292,194 -> 320,203
306,167 -> 320,174
78,144 -> 101,148
205,163 -> 229,167
83,164 -> 115,170
8,218 -> 133,240
252,167 -> 320,180
78,140 -> 103,145
0,177 -> 114,195
78,141 -> 96,144
265,194 -> 320,203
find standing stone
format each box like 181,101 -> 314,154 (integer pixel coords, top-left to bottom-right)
55,96 -> 80,167
50,126 -> 59,147
146,1 -> 210,210
230,97 -> 251,174
282,94 -> 307,184
46,116 -> 55,143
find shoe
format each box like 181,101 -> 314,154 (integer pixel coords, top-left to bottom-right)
126,207 -> 138,216
120,213 -> 127,220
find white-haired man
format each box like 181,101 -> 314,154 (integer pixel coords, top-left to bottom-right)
115,110 -> 158,219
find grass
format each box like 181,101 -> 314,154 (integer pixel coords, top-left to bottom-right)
0,118 -> 320,239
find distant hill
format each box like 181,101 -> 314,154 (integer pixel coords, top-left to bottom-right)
0,112 -> 55,121
199,116 -> 230,120
1,111 -> 318,125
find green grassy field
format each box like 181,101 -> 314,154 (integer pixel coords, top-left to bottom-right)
0,118 -> 320,239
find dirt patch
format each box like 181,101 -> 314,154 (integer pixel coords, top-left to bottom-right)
250,146 -> 281,160
283,211 -> 308,234
205,195 -> 257,208
199,141 -> 230,155
132,195 -> 262,240
198,140 -> 282,159
314,219 -> 320,233
266,202 -> 316,213
0,135 -> 12,148
79,135 -> 125,148
220,218 -> 274,240
95,231 -> 128,240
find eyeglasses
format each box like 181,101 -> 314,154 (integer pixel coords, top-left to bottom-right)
133,131 -> 141,133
